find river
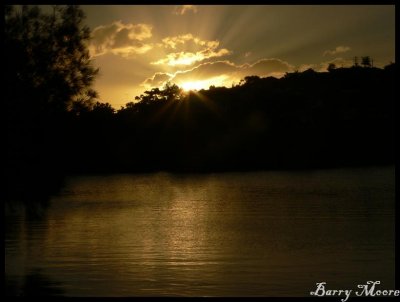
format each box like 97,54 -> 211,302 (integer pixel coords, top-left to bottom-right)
5,166 -> 395,296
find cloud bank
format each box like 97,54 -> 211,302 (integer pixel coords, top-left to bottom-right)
143,58 -> 294,90
152,33 -> 231,66
90,21 -> 153,57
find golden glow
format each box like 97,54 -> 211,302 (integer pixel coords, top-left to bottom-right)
83,6 -> 395,108
181,80 -> 205,91
152,50 -> 230,66
180,75 -> 230,91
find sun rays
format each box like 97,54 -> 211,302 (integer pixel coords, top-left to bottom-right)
81,5 -> 395,108
179,75 -> 231,92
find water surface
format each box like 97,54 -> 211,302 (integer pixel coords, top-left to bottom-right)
5,166 -> 395,296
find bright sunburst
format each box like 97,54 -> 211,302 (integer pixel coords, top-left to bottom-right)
181,81 -> 205,91
180,75 -> 230,92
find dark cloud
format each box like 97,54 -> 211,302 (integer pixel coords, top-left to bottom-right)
246,59 -> 293,77
172,61 -> 237,83
142,72 -> 172,88
169,58 -> 293,86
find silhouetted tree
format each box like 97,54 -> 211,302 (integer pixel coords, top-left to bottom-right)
5,5 -> 98,114
93,101 -> 115,113
5,5 -> 99,203
240,75 -> 261,85
134,83 -> 184,104
327,63 -> 336,72
161,82 -> 184,101
361,56 -> 372,68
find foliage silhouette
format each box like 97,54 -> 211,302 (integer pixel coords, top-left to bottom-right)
361,56 -> 372,68
5,5 -> 98,203
5,5 -> 98,113
68,65 -> 395,174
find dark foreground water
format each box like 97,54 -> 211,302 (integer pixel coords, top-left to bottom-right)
5,166 -> 395,296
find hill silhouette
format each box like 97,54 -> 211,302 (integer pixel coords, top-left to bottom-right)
8,65 -> 396,175
66,65 -> 395,173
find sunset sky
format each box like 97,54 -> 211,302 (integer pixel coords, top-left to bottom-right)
77,5 -> 395,108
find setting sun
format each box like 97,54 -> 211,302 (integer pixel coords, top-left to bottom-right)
179,75 -> 230,91
181,80 -> 205,91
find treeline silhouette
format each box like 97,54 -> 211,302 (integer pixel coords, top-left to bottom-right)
67,65 -> 395,174
8,65 -> 396,178
5,6 -> 395,203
